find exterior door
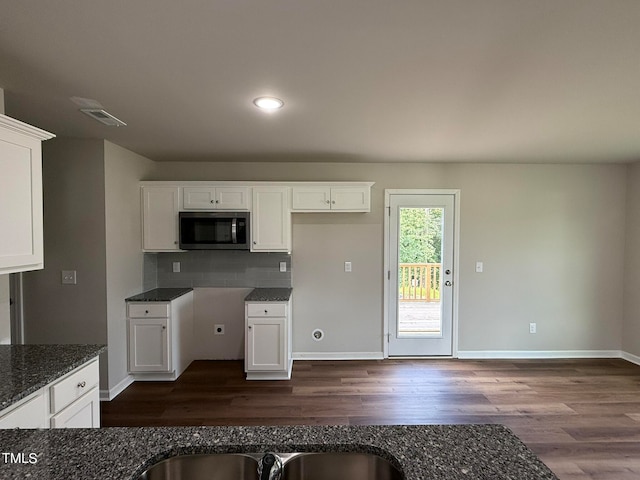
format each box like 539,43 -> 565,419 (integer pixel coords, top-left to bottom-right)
387,193 -> 455,356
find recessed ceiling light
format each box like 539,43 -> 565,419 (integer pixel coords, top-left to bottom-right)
253,96 -> 284,111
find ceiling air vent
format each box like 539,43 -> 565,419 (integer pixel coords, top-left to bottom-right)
80,108 -> 127,127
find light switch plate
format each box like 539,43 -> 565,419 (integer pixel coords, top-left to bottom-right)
475,262 -> 483,273
345,261 -> 352,272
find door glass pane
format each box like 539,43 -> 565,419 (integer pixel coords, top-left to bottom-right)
397,207 -> 443,337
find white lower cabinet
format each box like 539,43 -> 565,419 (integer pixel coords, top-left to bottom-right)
0,391 -> 47,429
127,292 -> 194,380
50,387 -> 100,428
0,357 -> 101,429
128,318 -> 170,372
245,300 -> 292,380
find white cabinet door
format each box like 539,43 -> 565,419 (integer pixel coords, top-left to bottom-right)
291,185 -> 371,212
0,391 -> 47,429
0,116 -> 53,275
183,187 -> 250,210
128,318 -> 170,372
183,187 -> 216,209
246,317 -> 286,371
142,186 -> 180,251
251,187 -> 291,252
291,187 -> 331,210
215,187 -> 250,210
330,186 -> 370,211
50,387 -> 100,428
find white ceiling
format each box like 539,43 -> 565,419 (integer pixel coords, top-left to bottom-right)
1,1 -> 639,163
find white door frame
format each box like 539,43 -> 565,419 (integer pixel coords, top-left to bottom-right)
383,189 -> 460,358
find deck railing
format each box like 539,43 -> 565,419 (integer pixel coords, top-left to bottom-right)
399,263 -> 441,302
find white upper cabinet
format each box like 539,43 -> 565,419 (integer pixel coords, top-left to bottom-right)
183,186 -> 250,210
0,114 -> 54,275
292,186 -> 331,210
251,187 -> 291,252
140,181 -> 374,253
291,184 -> 372,212
142,186 -> 181,251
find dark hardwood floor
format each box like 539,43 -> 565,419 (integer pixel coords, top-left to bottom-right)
101,358 -> 640,480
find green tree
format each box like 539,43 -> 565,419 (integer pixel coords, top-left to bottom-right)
399,208 -> 442,264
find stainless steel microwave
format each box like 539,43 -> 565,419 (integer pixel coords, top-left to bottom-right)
179,211 -> 250,250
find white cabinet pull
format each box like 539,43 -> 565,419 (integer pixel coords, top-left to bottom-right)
77,381 -> 86,388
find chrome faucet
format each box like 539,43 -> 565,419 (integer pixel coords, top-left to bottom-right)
258,452 -> 282,480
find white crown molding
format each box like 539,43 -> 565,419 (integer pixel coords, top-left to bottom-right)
0,114 -> 55,141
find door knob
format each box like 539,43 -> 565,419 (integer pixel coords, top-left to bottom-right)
445,281 -> 452,286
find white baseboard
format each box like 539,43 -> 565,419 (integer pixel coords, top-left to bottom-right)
457,350 -> 622,360
293,352 -> 384,360
100,374 -> 134,401
621,351 -> 640,366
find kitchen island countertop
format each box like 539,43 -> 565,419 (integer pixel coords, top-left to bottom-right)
0,344 -> 106,411
0,424 -> 558,480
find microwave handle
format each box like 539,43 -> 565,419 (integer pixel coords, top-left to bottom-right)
231,218 -> 237,244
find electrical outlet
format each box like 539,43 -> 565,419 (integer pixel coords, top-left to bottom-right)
344,261 -> 352,272
279,261 -> 287,273
61,270 -> 77,285
172,262 -> 181,273
214,324 -> 225,335
529,322 -> 537,334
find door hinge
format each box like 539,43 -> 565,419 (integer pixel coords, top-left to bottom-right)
387,270 -> 391,280
387,206 -> 391,216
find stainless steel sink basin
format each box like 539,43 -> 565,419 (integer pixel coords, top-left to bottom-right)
135,452 -> 403,480
135,453 -> 259,480
283,453 -> 403,480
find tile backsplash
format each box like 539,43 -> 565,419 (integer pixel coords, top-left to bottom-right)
143,250 -> 292,289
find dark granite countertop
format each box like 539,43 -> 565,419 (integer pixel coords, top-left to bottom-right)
0,344 -> 106,411
126,288 -> 193,302
0,424 -> 557,479
245,288 -> 293,302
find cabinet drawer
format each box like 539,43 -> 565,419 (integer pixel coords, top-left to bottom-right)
50,387 -> 100,429
50,360 -> 99,414
128,303 -> 170,318
247,303 -> 287,317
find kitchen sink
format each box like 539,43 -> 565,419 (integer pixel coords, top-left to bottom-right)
134,452 -> 403,480
282,452 -> 403,480
135,453 -> 259,480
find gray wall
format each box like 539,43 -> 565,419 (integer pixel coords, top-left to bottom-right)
623,163 -> 640,358
23,139 -> 108,348
151,161 -> 628,356
21,138 -> 155,395
104,141 -> 155,392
